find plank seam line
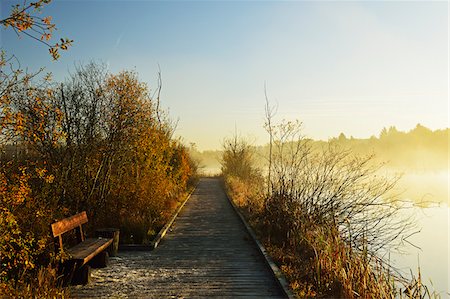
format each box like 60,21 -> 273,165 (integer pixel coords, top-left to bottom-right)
224,185 -> 297,299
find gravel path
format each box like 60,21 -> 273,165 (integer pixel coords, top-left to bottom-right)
71,178 -> 285,298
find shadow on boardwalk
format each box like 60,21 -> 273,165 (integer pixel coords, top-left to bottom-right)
72,178 -> 286,298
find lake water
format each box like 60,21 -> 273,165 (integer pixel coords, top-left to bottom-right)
390,204 -> 449,296
389,170 -> 449,297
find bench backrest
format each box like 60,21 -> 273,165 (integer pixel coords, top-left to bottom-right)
52,211 -> 88,250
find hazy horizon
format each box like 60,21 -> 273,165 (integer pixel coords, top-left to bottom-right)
192,123 -> 449,152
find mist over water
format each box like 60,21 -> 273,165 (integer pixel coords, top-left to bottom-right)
395,170 -> 449,205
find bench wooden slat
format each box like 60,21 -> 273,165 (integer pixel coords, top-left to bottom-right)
66,238 -> 113,266
51,211 -> 114,285
52,211 -> 88,237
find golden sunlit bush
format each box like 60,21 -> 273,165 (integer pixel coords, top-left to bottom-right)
221,134 -> 265,218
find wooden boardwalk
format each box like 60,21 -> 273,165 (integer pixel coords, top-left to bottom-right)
73,178 -> 286,298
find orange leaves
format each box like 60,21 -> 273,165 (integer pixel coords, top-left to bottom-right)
0,167 -> 31,208
14,111 -> 25,133
12,168 -> 31,206
40,33 -> 51,41
35,167 -> 47,178
35,167 -> 54,183
7,12 -> 33,32
105,71 -> 153,141
49,38 -> 73,60
1,82 -> 64,148
42,16 -> 52,25
0,164 -> 57,286
106,71 -> 149,106
48,47 -> 59,60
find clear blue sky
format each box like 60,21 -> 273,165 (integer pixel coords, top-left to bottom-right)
1,0 -> 448,150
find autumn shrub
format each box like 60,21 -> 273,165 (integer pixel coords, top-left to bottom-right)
89,70 -> 197,241
221,135 -> 264,218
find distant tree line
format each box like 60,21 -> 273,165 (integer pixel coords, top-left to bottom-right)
192,124 -> 448,173
327,124 -> 448,170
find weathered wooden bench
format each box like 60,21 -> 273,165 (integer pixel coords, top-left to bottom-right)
51,211 -> 113,285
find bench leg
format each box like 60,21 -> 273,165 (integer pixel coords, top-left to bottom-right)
57,261 -> 75,286
71,264 -> 91,285
57,261 -> 91,286
89,251 -> 109,268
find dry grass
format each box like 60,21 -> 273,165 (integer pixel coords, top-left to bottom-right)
0,266 -> 69,298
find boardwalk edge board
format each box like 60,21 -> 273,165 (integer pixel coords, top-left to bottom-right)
150,185 -> 197,250
118,186 -> 197,252
225,188 -> 297,299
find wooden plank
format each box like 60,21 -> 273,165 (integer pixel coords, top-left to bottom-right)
52,211 -> 88,237
67,238 -> 113,266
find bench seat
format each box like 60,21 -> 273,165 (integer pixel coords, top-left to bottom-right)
52,211 -> 114,285
67,237 -> 113,266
